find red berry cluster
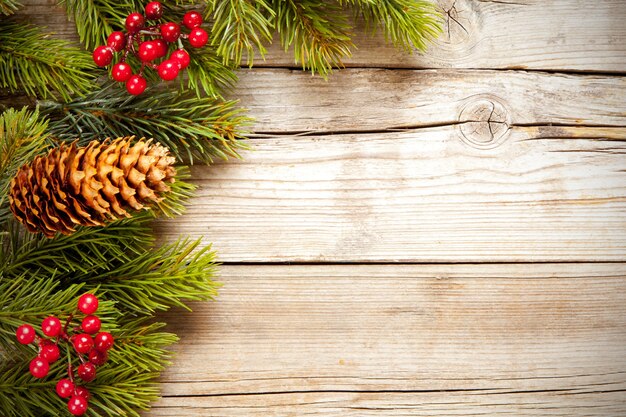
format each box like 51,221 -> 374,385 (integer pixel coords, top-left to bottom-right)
92,2 -> 207,95
15,294 -> 114,416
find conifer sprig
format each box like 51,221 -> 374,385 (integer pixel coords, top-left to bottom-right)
39,83 -> 250,164
0,20 -> 96,101
0,0 -> 20,15
207,0 -> 275,66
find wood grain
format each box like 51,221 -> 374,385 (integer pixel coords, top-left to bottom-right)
155,122 -> 626,262
149,264 -> 626,416
233,68 -> 626,133
16,0 -> 626,72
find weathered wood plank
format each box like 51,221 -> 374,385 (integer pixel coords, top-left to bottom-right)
16,0 -> 626,72
148,263 -> 626,416
155,122 -> 626,262
234,68 -> 626,133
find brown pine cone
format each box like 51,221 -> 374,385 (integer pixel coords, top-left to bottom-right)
9,136 -> 176,238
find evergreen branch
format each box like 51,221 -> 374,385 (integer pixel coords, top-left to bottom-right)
271,0 -> 355,77
345,0 -> 443,52
0,19 -> 97,101
185,46 -> 240,98
0,0 -> 21,15
207,0 -> 275,66
40,82 -> 250,164
0,107 -> 49,226
58,0 -> 145,51
78,239 -> 219,315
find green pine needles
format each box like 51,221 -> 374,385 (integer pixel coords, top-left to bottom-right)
1,0 -> 441,416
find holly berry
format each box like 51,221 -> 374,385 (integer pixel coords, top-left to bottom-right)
88,348 -> 108,366
160,22 -> 180,43
40,343 -> 60,363
107,31 -> 126,52
94,331 -> 115,351
81,315 -> 102,334
145,1 -> 163,20
16,324 -> 36,344
77,362 -> 97,382
170,49 -> 190,69
126,75 -> 147,95
182,11 -> 203,29
41,316 -> 62,337
158,60 -> 179,81
138,41 -> 159,62
74,386 -> 90,401
78,293 -> 98,314
68,395 -> 88,416
188,28 -> 209,48
125,12 -> 145,33
29,357 -> 50,378
154,39 -> 168,58
111,62 -> 133,82
56,378 -> 75,398
92,46 -> 113,67
72,333 -> 94,354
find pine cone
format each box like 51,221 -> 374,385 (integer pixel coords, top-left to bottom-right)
9,136 -> 176,238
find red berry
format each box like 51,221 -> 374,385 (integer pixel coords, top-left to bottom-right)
160,22 -> 180,43
81,315 -> 101,334
107,31 -> 126,52
145,1 -> 163,20
188,28 -> 208,48
138,41 -> 159,62
56,378 -> 75,398
41,316 -> 62,337
92,46 -> 113,67
94,331 -> 114,351
111,62 -> 133,82
40,343 -> 60,363
72,333 -> 94,354
170,49 -> 190,69
68,395 -> 88,416
78,293 -> 98,314
16,324 -> 36,344
88,348 -> 108,366
154,39 -> 168,58
125,12 -> 145,33
158,59 -> 180,81
29,357 -> 49,378
77,362 -> 96,382
182,11 -> 203,29
74,386 -> 90,401
126,75 -> 147,95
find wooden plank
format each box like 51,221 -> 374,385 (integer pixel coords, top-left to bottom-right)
16,0 -> 626,72
155,122 -> 626,262
234,68 -> 626,133
148,263 -> 626,416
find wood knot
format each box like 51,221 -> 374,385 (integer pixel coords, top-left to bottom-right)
434,0 -> 478,51
458,96 -> 511,149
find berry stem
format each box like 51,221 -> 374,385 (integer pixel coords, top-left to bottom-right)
177,38 -> 184,49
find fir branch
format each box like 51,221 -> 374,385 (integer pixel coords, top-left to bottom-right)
0,107 -> 49,226
79,238 -> 219,315
0,0 -> 21,15
185,46 -> 240,98
0,19 -> 96,101
40,82 -> 250,164
271,0 -> 355,77
207,0 -> 275,66
58,0 -> 145,51
345,0 -> 442,52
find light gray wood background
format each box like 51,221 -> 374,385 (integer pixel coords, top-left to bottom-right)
19,0 -> 626,415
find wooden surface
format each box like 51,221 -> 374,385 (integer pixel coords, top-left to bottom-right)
18,0 -> 626,415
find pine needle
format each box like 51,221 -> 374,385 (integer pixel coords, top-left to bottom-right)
0,19 -> 96,101
39,82 -> 251,165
